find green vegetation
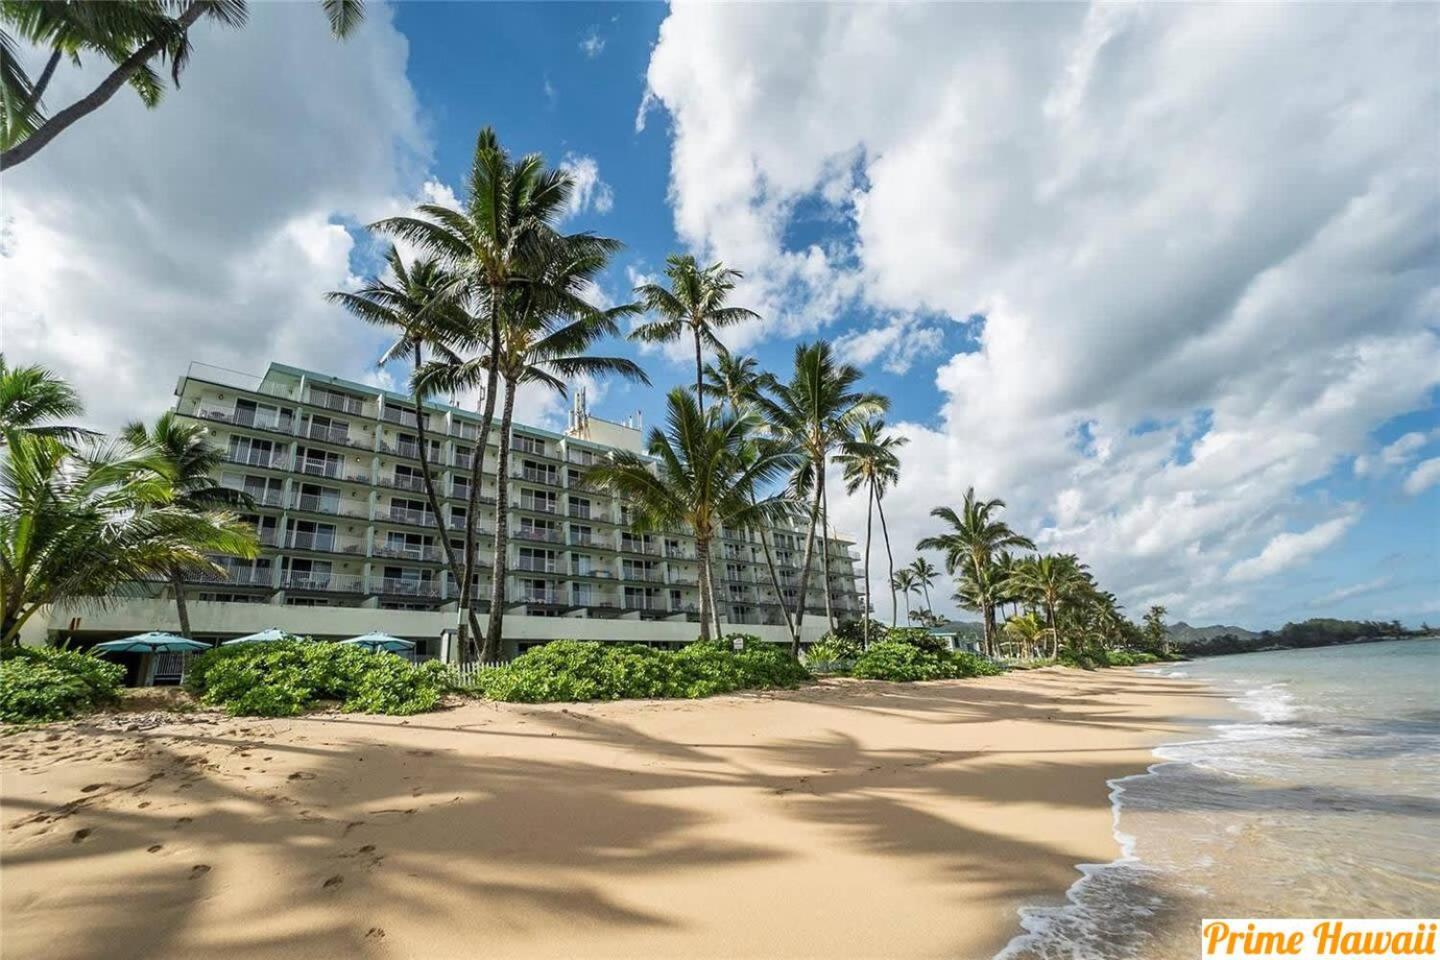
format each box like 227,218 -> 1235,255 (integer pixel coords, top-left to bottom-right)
471,638 -> 810,703
0,645 -> 124,723
184,641 -> 454,717
1058,648 -> 1162,670
1171,618 -> 1433,657
851,639 -> 1004,682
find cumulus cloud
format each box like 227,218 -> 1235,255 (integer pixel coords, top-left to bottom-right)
1,4 -> 428,431
559,153 -> 615,218
1403,457 -> 1440,496
1226,514 -> 1360,584
580,27 -> 606,58
642,3 -> 1440,623
833,314 -> 947,375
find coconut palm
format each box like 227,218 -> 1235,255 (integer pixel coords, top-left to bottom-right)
836,419 -> 906,643
916,487 -> 1036,655
908,556 -> 938,616
120,412 -> 258,637
419,233 -> 648,661
1002,611 -> 1049,661
892,568 -> 919,624
2,0 -> 364,170
764,342 -> 887,651
631,256 -> 759,415
1008,553 -> 1088,658
326,246 -> 471,635
587,388 -> 797,643
0,432 -> 258,645
370,127 -> 581,660
0,355 -> 89,444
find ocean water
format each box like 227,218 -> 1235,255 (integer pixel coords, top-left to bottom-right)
995,639 -> 1440,960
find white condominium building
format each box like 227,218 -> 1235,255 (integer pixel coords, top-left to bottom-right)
38,362 -> 861,659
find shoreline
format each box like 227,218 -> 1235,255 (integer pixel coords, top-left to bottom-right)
1,668 -> 1229,960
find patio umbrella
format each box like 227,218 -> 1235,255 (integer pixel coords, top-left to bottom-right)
92,633 -> 211,654
341,632 -> 415,654
222,627 -> 293,645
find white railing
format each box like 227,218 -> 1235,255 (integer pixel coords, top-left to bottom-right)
305,388 -> 369,416
384,505 -> 438,527
226,449 -> 288,469
375,577 -> 440,598
514,527 -> 563,543
280,571 -> 363,593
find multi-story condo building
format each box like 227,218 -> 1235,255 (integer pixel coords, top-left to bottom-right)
38,362 -> 861,659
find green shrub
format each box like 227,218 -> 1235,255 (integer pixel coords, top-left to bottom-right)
0,645 -> 124,723
885,627 -> 950,655
806,633 -> 863,664
951,650 -> 1005,677
184,640 -> 451,717
851,640 -> 1006,682
473,638 -> 810,703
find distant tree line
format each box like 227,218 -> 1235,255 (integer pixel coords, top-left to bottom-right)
1173,618 -> 1434,657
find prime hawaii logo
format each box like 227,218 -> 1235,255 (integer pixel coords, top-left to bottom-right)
1204,920 -> 1439,958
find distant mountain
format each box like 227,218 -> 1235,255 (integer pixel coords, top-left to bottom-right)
1167,621 -> 1260,646
1168,618 -> 1424,656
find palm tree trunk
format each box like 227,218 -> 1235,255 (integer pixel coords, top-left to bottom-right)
170,565 -> 192,638
820,468 -> 835,633
756,522 -> 796,644
482,377 -> 518,661
695,537 -> 713,642
876,493 -> 898,629
791,484 -> 823,657
1048,600 -> 1060,658
693,326 -> 705,416
921,582 -> 932,614
1,3 -> 207,171
410,346 -> 466,618
862,483 -> 874,646
458,303 -> 503,661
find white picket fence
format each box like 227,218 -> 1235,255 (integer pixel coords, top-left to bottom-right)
451,660 -> 508,686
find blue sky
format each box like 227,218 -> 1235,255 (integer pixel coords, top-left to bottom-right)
4,3 -> 1437,629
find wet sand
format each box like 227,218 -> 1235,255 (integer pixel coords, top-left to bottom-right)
0,669 -> 1222,960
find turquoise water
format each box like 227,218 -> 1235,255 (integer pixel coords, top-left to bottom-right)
996,639 -> 1440,960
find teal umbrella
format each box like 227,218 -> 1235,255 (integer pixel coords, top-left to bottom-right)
93,632 -> 211,654
341,632 -> 415,654
223,627 -> 293,645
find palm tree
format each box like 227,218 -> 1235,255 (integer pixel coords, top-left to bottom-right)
326,246 -> 472,638
1002,611 -> 1048,661
764,343 -> 887,650
2,0 -> 364,170
908,556 -> 938,616
420,233 -> 648,661
631,256 -> 759,415
916,487 -> 1035,655
1,432 -> 258,645
371,127 -> 579,661
892,568 -> 919,624
587,388 -> 796,643
0,355 -> 89,444
836,419 -> 905,644
1008,553 -> 1088,658
120,412 -> 258,637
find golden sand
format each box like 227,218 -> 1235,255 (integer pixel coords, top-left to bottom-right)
0,668 -> 1223,960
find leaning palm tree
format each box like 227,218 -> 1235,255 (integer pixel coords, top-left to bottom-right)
764,342 -> 887,649
0,355 -> 89,444
908,556 -> 938,617
836,419 -> 905,643
916,487 -> 1036,655
892,568 -> 919,624
1008,553 -> 1088,658
421,234 -> 648,661
120,412 -> 258,637
326,246 -> 472,637
0,432 -> 258,645
631,256 -> 759,414
1002,611 -> 1049,661
587,388 -> 796,643
370,127 -> 580,660
2,0 -> 364,170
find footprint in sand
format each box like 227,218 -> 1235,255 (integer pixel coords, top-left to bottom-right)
80,783 -> 104,793
322,875 -> 344,889
174,817 -> 192,828
287,772 -> 316,781
72,828 -> 92,843
147,844 -> 164,853
189,864 -> 210,879
365,928 -> 385,940
138,801 -> 151,809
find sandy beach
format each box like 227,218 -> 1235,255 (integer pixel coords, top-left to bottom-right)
1,669 -> 1223,960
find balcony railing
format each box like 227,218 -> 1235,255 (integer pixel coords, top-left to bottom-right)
511,437 -> 548,457
280,571 -> 364,593
619,539 -> 660,556
373,542 -> 443,563
571,567 -> 614,579
567,450 -> 604,466
381,406 -> 419,428
622,567 -> 665,583
569,532 -> 604,548
518,589 -> 561,605
567,505 -> 597,520
383,505 -> 438,527
622,596 -> 667,611
281,532 -> 365,555
516,498 -> 559,514
665,546 -> 693,560
378,472 -> 428,493
516,558 -> 559,573
198,405 -> 295,434
294,458 -> 345,480
305,388 -> 369,416
231,487 -> 286,508
666,572 -> 699,585
183,564 -> 273,586
300,421 -> 357,446
516,467 -> 561,485
514,526 -> 563,543
374,577 -> 440,598
225,449 -> 289,470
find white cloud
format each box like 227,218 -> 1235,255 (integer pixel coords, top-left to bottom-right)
580,27 -> 606,58
1226,514 -> 1359,584
642,3 -> 1440,623
1,4 -> 428,432
1311,576 -> 1392,608
559,153 -> 615,218
833,314 -> 946,374
1403,457 -> 1440,496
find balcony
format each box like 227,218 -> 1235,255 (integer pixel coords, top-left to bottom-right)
183,564 -> 274,586
294,458 -> 345,480
378,472 -> 428,493
665,546 -> 693,560
450,420 -> 480,441
516,557 -> 560,574
280,571 -> 364,593
571,567 -> 614,579
381,406 -> 419,428
622,567 -> 665,584
511,437 -> 550,458
373,542 -> 443,563
289,493 -> 368,519
619,539 -> 660,557
517,588 -> 561,605
197,405 -> 294,435
567,449 -> 604,467
233,487 -> 286,508
382,505 -> 438,528
666,572 -> 699,586
568,505 -> 601,521
374,577 -> 440,599
281,531 -> 365,556
513,526 -> 563,544
515,498 -> 559,515
568,532 -> 605,548
516,466 -> 561,486
300,420 -> 361,447
305,388 -> 369,417
622,596 -> 667,612
225,449 -> 288,470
